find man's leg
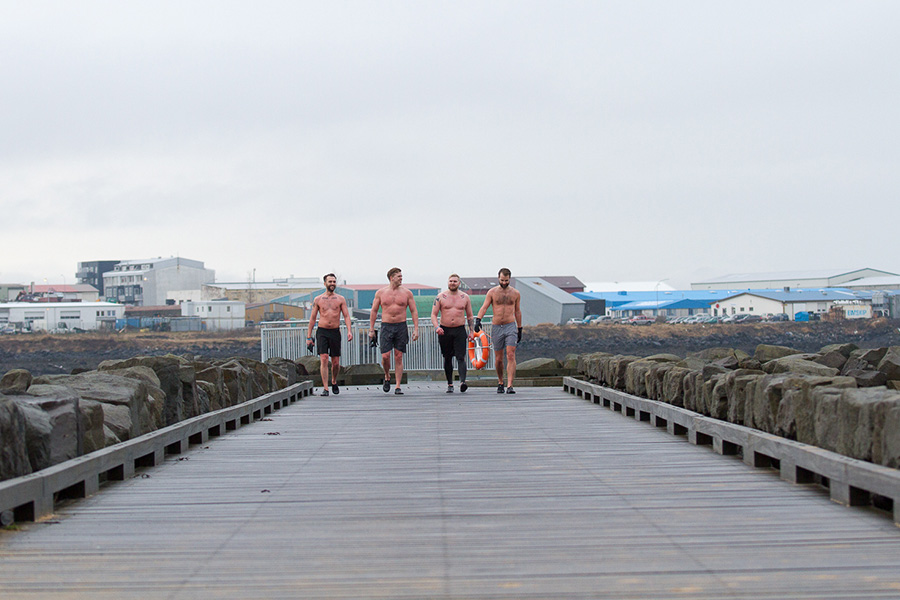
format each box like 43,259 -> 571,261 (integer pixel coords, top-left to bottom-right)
394,349 -> 404,390
456,352 -> 467,388
331,356 -> 341,385
319,354 -> 330,395
505,346 -> 517,389
495,350 -> 505,392
381,351 -> 392,391
443,353 -> 454,385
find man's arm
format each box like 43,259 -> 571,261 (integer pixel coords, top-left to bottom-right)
307,299 -> 319,340
515,291 -> 523,342
341,298 -> 353,341
514,292 -> 522,327
369,291 -> 381,336
408,290 -> 419,341
464,294 -> 474,339
430,295 -> 442,332
475,289 -> 493,331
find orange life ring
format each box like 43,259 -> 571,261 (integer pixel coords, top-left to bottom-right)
467,330 -> 490,369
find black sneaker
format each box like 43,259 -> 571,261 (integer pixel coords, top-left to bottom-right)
506,387 -> 516,394
332,384 -> 339,395
321,389 -> 329,397
497,383 -> 505,394
446,385 -> 454,393
394,388 -> 404,395
460,382 -> 468,393
383,379 -> 391,393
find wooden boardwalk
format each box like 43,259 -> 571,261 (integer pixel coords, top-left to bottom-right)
2,382 -> 900,599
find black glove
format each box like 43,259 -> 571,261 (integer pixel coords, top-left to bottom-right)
474,317 -> 482,333
307,338 -> 315,353
369,329 -> 378,348
517,327 -> 523,343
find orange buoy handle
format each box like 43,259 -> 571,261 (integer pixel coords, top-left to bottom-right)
467,330 -> 490,369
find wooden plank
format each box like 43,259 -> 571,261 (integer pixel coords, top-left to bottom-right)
2,382 -> 900,599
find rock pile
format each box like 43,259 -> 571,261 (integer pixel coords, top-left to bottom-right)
577,344 -> 900,468
0,355 -> 307,482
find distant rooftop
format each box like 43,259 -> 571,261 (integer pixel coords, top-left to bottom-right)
583,281 -> 676,292
693,268 -> 897,285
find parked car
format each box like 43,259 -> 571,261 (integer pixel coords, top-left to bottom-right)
766,313 -> 790,322
627,315 -> 654,325
740,314 -> 763,323
566,318 -> 582,325
591,315 -> 614,324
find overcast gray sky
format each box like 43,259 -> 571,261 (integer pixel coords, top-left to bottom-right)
3,1 -> 898,290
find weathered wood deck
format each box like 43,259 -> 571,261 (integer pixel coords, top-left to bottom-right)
2,382 -> 900,599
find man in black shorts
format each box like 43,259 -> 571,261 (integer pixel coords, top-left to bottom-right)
307,273 -> 353,396
430,274 -> 474,393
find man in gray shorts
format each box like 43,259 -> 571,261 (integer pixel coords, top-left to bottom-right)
475,268 -> 522,394
369,267 -> 420,394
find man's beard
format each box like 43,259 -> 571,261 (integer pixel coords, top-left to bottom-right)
500,282 -> 509,289
327,284 -> 336,291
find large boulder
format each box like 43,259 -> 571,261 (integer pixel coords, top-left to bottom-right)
608,356 -> 640,391
195,366 -> 229,410
683,365 -> 727,413
79,399 -> 106,454
832,388 -> 900,463
754,344 -> 804,363
1,369 -> 33,395
747,374 -> 791,433
341,363 -> 389,385
876,347 -> 900,381
762,356 -> 840,377
724,369 -> 765,425
20,384 -> 84,466
813,350 -> 849,371
265,357 -> 306,387
774,376 -> 856,443
661,366 -> 692,407
34,372 -> 154,442
882,404 -> 900,468
703,374 -> 729,419
845,369 -> 888,388
689,348 -> 750,362
100,355 -> 199,425
819,343 -> 859,357
848,348 -> 888,368
0,394 -> 32,481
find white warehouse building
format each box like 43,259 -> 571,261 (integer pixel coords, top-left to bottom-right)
181,301 -> 246,331
0,302 -> 125,332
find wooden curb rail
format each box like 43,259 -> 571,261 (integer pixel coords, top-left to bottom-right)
0,381 -> 313,525
563,376 -> 900,525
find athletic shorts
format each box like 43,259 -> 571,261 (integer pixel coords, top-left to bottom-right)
491,322 -> 518,351
315,327 -> 342,357
380,322 -> 409,354
438,325 -> 467,359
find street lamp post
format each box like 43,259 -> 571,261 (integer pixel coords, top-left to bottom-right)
655,279 -> 669,317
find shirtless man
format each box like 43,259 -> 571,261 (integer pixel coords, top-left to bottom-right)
475,267 -> 522,394
307,273 -> 353,396
369,267 -> 419,394
431,273 -> 474,394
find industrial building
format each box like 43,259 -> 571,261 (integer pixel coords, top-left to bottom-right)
0,301 -> 125,332
691,268 -> 897,291
515,277 -> 585,326
201,277 -> 321,303
103,257 -> 215,306
181,300 -> 246,330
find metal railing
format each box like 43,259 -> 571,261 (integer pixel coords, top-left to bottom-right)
260,319 -> 495,371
